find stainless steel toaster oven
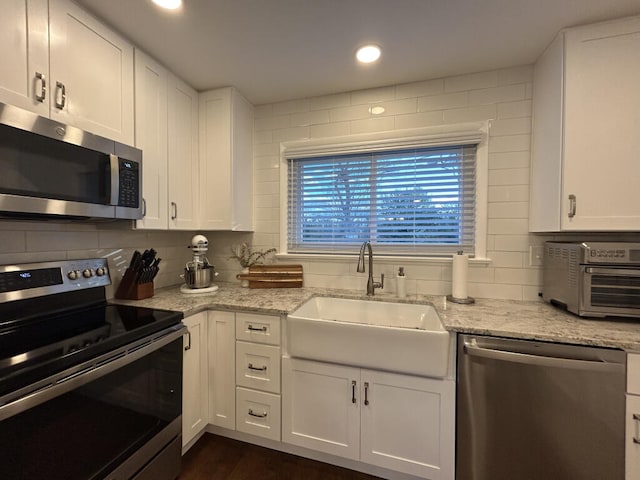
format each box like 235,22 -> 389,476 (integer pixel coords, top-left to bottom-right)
543,241 -> 640,318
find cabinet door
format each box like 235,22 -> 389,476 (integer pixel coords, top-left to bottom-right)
134,50 -> 169,230
627,395 -> 640,480
360,369 -> 455,479
167,73 -> 199,229
49,0 -> 134,144
282,357 -> 360,460
208,311 -> 236,430
182,312 -> 209,448
0,0 -> 49,115
198,87 -> 253,231
562,17 -> 640,230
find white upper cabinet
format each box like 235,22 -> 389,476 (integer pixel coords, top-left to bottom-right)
168,74 -> 199,230
49,0 -> 134,144
530,16 -> 640,232
134,50 -> 169,230
199,87 -> 254,231
0,0 -> 49,116
0,0 -> 135,144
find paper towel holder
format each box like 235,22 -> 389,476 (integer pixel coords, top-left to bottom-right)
446,294 -> 475,304
447,250 -> 475,304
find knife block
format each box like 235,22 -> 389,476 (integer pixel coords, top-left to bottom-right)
115,268 -> 154,300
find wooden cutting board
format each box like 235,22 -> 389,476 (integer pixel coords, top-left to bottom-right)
236,264 -> 303,288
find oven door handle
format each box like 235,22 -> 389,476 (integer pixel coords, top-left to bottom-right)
585,267 -> 640,276
0,324 -> 187,422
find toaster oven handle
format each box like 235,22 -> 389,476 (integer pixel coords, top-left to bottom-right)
585,267 -> 640,276
109,154 -> 120,206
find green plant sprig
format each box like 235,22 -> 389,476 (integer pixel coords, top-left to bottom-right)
229,242 -> 277,268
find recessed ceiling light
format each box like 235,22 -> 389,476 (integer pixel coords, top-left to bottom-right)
369,105 -> 385,115
356,45 -> 381,64
152,0 -> 182,10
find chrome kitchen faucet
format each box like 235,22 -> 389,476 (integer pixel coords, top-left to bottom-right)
357,241 -> 384,296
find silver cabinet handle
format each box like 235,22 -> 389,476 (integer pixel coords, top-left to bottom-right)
351,380 -> 357,404
248,325 -> 267,332
35,72 -> 46,102
248,363 -> 267,372
170,202 -> 177,220
184,330 -> 191,351
248,409 -> 267,418
142,198 -> 147,217
568,194 -> 576,218
633,414 -> 640,444
364,382 -> 370,406
109,154 -> 119,206
55,81 -> 66,109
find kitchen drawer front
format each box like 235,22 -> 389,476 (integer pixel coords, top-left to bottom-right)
628,354 -> 640,394
236,341 -> 281,393
235,313 -> 281,345
236,387 -> 281,441
627,394 -> 640,479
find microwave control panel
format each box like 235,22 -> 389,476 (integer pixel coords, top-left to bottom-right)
118,159 -> 140,208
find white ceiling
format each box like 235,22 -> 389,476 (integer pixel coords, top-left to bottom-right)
77,0 -> 640,105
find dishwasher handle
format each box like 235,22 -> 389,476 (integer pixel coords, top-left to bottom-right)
464,340 -> 624,373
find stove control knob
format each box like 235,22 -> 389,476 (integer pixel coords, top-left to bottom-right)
82,269 -> 93,278
96,267 -> 106,277
68,270 -> 79,280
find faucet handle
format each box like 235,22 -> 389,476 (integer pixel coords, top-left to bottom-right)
374,273 -> 384,290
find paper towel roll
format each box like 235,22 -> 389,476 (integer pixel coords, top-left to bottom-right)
452,252 -> 468,299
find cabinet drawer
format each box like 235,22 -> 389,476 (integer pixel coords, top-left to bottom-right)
235,313 -> 280,345
236,387 -> 281,441
236,341 -> 281,393
627,394 -> 640,479
629,354 -> 640,394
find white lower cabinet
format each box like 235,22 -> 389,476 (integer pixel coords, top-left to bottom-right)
627,353 -> 640,479
282,357 -> 455,480
182,312 -> 209,448
208,310 -> 236,430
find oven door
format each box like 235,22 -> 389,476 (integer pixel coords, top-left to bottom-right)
582,266 -> 640,318
0,326 -> 185,480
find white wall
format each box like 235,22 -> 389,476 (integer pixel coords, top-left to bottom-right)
209,65 -> 550,301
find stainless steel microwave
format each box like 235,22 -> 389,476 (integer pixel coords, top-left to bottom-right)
0,102 -> 142,221
543,241 -> 640,318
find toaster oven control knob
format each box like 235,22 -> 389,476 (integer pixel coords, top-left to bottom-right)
82,269 -> 93,278
96,267 -> 106,276
67,270 -> 79,280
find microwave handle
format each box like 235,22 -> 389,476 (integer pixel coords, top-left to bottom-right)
109,154 -> 119,206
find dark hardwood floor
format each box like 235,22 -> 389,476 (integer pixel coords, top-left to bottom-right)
179,434 -> 384,480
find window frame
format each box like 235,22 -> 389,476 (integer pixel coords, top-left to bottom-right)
279,122 -> 489,261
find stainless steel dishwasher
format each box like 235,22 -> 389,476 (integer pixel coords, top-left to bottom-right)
457,334 -> 626,480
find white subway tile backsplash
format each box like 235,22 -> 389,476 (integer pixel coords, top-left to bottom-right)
497,65 -> 534,85
310,121 -> 351,138
497,100 -> 532,119
443,105 -> 496,123
290,110 -> 330,127
523,286 -> 543,302
493,235 -> 531,252
418,92 -> 468,112
254,130 -> 273,144
255,114 -> 290,132
309,93 -> 351,110
0,231 -> 25,252
489,151 -> 531,170
494,267 -> 541,286
488,134 -> 531,153
27,231 -> 99,252
469,282 -> 522,300
351,86 -> 396,105
488,185 -> 530,203
254,143 -> 281,156
372,98 -> 418,116
254,181 -> 279,195
488,168 -> 529,186
444,71 -> 498,92
329,104 -> 371,122
395,111 -> 444,129
350,116 -> 395,134
272,98 -> 310,116
469,84 -> 527,106
488,202 -> 529,219
487,218 -> 529,235
396,79 -> 444,99
489,117 -> 531,136
272,126 -> 309,143
254,104 -> 273,119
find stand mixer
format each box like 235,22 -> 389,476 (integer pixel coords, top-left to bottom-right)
182,234 -> 218,293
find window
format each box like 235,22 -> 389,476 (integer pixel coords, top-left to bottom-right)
286,143 -> 478,257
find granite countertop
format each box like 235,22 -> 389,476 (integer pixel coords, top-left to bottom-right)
111,283 -> 640,352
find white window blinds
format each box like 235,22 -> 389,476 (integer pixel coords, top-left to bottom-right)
287,144 -> 477,256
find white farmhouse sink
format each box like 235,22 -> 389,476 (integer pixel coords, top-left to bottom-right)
287,296 -> 451,378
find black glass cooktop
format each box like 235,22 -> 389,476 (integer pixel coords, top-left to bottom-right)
0,302 -> 182,399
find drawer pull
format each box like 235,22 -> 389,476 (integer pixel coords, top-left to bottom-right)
633,414 -> 640,444
248,409 -> 267,418
248,325 -> 267,332
351,380 -> 356,404
248,363 -> 267,372
364,382 -> 370,406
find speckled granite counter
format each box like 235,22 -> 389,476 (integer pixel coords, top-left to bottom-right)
111,283 -> 640,352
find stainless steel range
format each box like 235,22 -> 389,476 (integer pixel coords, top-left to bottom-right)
0,259 -> 185,480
